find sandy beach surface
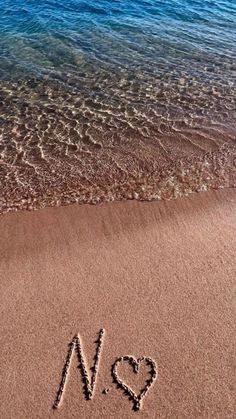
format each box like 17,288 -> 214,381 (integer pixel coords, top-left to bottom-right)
0,189 -> 235,418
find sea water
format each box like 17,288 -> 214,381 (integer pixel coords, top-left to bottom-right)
0,0 -> 236,212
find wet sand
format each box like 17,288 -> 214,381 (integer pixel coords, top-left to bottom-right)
0,189 -> 235,418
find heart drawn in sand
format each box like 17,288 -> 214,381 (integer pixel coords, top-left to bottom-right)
112,355 -> 158,410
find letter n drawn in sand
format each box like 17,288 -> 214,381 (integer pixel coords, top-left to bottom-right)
53,329 -> 105,408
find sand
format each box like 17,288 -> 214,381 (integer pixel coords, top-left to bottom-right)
0,189 -> 235,418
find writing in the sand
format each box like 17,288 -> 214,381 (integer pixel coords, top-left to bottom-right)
53,329 -> 158,411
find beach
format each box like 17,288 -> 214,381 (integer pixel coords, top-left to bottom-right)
1,1 -> 236,417
0,188 -> 235,418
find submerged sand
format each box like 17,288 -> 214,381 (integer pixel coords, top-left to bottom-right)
0,189 -> 235,418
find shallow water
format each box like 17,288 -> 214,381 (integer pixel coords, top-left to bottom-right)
0,0 -> 236,212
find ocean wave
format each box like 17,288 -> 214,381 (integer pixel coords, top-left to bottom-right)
0,0 -> 236,213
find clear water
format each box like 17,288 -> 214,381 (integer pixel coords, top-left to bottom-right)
0,0 -> 236,212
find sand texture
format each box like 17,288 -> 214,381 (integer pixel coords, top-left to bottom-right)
0,189 -> 235,418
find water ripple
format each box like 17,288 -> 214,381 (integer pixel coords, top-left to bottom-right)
0,0 -> 236,212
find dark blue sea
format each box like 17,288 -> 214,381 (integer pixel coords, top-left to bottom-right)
0,0 -> 236,212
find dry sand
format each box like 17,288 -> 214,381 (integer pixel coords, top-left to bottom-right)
0,189 -> 235,418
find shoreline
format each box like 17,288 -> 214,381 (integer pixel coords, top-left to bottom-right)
1,142 -> 236,215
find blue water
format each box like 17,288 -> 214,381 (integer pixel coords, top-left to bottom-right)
0,1 -> 236,212
1,0 -> 236,78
